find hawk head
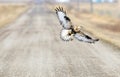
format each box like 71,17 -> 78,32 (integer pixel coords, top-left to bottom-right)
73,26 -> 81,33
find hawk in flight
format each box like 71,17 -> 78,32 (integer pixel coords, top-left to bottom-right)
55,7 -> 99,43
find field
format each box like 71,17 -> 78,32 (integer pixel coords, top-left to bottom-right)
0,3 -> 119,48
72,3 -> 120,48
1,4 -> 120,77
74,3 -> 120,18
0,4 -> 28,28
48,3 -> 120,48
70,12 -> 120,48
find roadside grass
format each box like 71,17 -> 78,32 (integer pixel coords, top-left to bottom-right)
69,10 -> 120,48
48,4 -> 120,48
0,4 -> 28,28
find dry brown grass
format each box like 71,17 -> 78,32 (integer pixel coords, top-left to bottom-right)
70,11 -> 120,48
72,3 -> 120,18
0,4 -> 28,28
48,4 -> 120,48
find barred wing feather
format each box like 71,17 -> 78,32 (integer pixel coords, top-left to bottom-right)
74,33 -> 97,43
55,7 -> 72,29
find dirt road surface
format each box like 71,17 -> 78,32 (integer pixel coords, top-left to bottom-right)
0,5 -> 120,77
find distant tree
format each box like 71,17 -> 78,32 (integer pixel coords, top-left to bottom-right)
90,0 -> 93,13
77,0 -> 80,11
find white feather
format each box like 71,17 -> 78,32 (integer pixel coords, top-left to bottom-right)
56,11 -> 71,29
60,29 -> 73,41
74,33 -> 94,43
57,12 -> 66,22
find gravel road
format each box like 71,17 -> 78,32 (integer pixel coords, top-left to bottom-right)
0,5 -> 120,77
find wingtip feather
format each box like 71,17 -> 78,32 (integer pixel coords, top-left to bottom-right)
55,6 -> 66,14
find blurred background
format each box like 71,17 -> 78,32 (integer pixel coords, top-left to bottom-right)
0,1 -> 120,77
0,0 -> 120,48
40,0 -> 120,48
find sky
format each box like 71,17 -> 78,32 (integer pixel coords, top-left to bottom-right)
0,0 -> 69,3
0,0 -> 31,3
56,0 -> 70,2
0,0 -> 116,3
0,0 -> 46,3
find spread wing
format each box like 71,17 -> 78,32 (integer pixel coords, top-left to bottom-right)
55,7 -> 72,29
74,32 -> 99,43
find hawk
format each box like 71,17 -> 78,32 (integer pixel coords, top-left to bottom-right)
55,7 -> 99,43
